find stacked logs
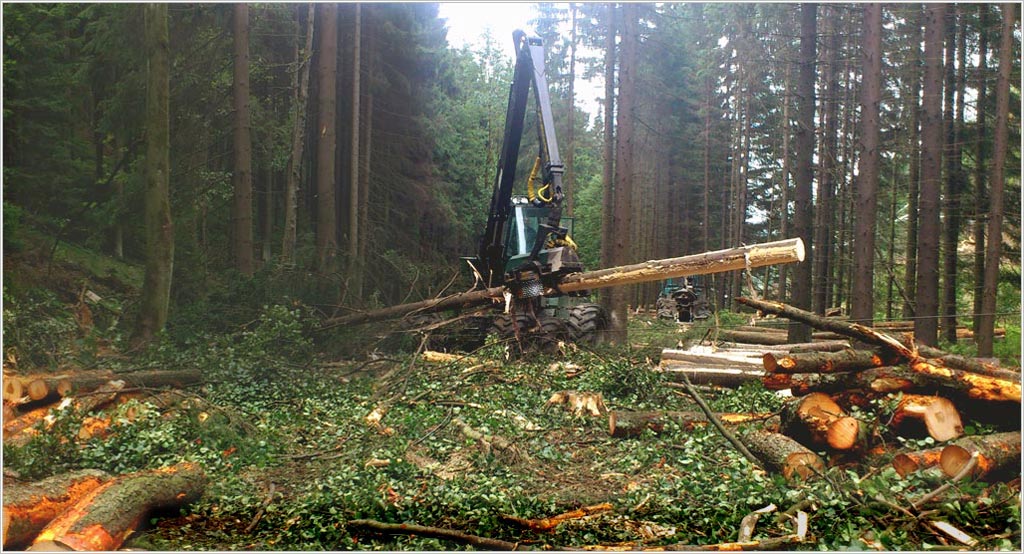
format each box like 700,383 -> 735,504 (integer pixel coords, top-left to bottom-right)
733,297 -> 1021,484
2,368 -> 208,550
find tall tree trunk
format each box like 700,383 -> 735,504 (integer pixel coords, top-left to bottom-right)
132,4 -> 173,347
914,3 -> 946,346
940,10 -> 960,342
972,4 -> 989,334
813,13 -> 839,315
566,3 -> 577,217
777,66 -> 792,300
851,3 -> 882,326
608,2 -> 637,344
282,4 -> 315,267
261,166 -> 272,263
789,3 -> 816,344
978,3 -> 1014,356
348,3 -> 362,297
599,3 -> 616,315
316,3 -> 339,274
886,163 -> 898,320
903,6 -> 923,319
232,3 -> 255,276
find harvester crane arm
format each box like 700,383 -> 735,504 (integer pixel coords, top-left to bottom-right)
472,30 -> 566,290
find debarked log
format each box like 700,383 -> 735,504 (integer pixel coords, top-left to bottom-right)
659,364 -> 766,388
325,238 -> 805,327
608,410 -> 776,438
660,349 -> 763,368
2,469 -> 111,550
712,330 -> 791,346
741,430 -> 825,482
28,462 -> 207,551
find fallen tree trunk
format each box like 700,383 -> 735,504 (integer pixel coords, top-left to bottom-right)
348,519 -> 523,550
2,470 -> 111,550
788,341 -> 854,353
913,342 -> 1020,382
763,365 -> 1001,400
939,432 -> 1021,481
501,503 -> 612,532
28,462 -> 207,551
735,297 -> 914,357
326,238 -> 805,328
741,429 -> 825,482
763,350 -> 896,374
890,394 -> 963,442
659,365 -> 766,388
738,297 -> 1021,403
608,410 -> 776,438
58,369 -> 204,396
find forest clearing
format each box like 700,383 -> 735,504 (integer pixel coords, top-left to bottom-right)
3,2 -> 1022,551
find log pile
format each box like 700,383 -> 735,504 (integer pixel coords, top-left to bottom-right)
2,368 -> 209,550
729,297 -> 1020,484
3,463 -> 206,551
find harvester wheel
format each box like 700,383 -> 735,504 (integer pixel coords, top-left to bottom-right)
567,303 -> 608,345
532,316 -> 570,354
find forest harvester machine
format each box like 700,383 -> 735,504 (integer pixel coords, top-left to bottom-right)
413,30 -> 607,351
327,31 -> 806,351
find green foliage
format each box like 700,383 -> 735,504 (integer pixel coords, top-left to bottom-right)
3,200 -> 25,251
1,285 -> 79,367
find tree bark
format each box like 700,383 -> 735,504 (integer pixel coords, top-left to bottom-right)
763,349 -> 895,374
977,3 -> 1014,356
347,3 -> 362,296
2,470 -> 111,550
972,4 -> 989,335
742,429 -> 825,482
914,3 -> 946,346
315,3 -> 339,274
913,342 -> 1020,381
232,3 -> 255,276
777,66 -> 793,300
850,3 -> 882,325
29,462 -> 206,552
281,4 -> 315,266
940,431 -> 1020,481
607,3 -> 638,345
132,3 -> 173,348
789,3 -> 816,343
598,3 -> 616,318
779,392 -> 863,451
903,6 -> 923,319
892,446 -> 945,477
566,3 -> 577,217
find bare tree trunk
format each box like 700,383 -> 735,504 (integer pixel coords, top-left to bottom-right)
978,3 -> 1015,356
566,3 -> 577,217
789,3 -> 816,343
599,3 -> 616,316
940,10 -> 961,343
914,3 -> 946,346
850,3 -> 882,326
813,13 -> 839,315
232,3 -> 254,276
972,4 -> 989,335
132,4 -> 173,347
347,3 -> 362,296
608,2 -> 637,344
282,4 -> 314,267
903,6 -> 923,319
316,3 -> 338,274
358,85 -> 373,270
777,66 -> 792,300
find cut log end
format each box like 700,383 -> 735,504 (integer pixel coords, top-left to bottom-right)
893,394 -> 963,442
825,417 -> 861,451
4,378 -> 24,402
783,452 -> 825,481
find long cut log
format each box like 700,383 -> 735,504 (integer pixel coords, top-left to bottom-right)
660,349 -> 763,367
742,429 -> 825,482
763,349 -> 897,374
713,330 -> 791,346
326,239 -> 805,327
2,470 -> 111,550
28,462 -> 207,552
913,342 -> 1020,382
939,432 -> 1021,481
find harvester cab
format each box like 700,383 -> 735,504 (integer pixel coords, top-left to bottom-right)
656,277 -> 711,323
